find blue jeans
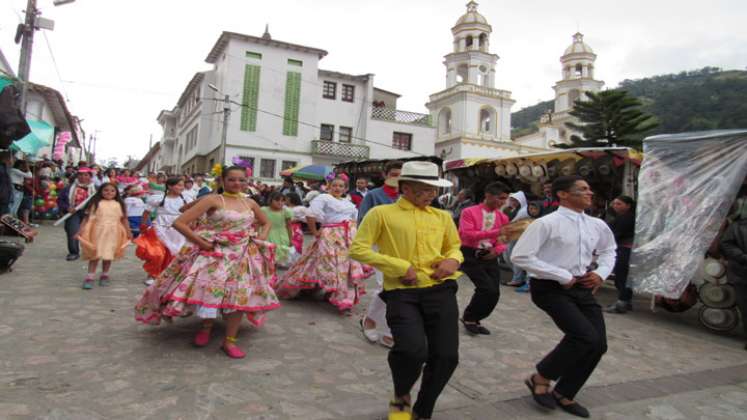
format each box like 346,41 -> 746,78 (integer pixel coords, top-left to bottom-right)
505,241 -> 527,284
64,210 -> 84,256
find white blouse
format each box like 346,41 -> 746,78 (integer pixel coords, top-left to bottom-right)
308,193 -> 358,225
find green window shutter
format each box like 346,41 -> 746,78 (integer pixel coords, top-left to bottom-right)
240,65 -> 261,132
283,71 -> 301,136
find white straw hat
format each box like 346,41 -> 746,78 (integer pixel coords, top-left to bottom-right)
397,161 -> 453,188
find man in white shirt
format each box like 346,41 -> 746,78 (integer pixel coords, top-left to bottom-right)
511,175 -> 616,419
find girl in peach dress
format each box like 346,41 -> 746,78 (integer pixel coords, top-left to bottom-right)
76,183 -> 131,289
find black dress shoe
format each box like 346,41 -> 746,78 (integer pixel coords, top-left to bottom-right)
461,319 -> 482,335
66,254 -> 79,261
554,395 -> 590,418
524,376 -> 556,410
603,302 -> 628,314
475,324 -> 491,335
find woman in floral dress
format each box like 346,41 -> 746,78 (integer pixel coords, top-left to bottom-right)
135,166 -> 279,359
274,176 -> 372,314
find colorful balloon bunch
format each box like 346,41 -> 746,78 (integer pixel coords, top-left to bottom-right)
33,180 -> 64,220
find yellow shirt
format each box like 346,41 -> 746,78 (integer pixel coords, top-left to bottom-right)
350,197 -> 464,291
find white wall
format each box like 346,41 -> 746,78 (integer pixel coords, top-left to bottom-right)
367,119 -> 435,159
316,75 -> 370,144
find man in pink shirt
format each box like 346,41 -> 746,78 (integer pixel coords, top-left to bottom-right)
458,182 -> 510,335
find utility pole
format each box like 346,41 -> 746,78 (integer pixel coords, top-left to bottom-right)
219,94 -> 230,166
17,0 -> 38,113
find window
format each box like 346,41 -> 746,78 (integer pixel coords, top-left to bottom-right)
287,59 -> 303,67
208,158 -> 214,169
323,81 -> 337,99
283,71 -> 301,136
246,51 -> 262,60
479,108 -> 493,133
241,65 -> 261,131
320,124 -> 334,141
260,159 -> 276,178
339,126 -> 352,143
392,132 -> 412,151
281,160 -> 297,171
342,84 -> 355,102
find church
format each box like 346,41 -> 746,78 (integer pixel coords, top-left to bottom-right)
429,1 -> 606,160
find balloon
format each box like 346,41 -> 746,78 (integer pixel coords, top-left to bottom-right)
49,191 -> 57,198
48,184 -> 56,191
35,198 -> 44,206
57,182 -> 64,190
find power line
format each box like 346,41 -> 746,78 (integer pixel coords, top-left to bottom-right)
41,31 -> 70,102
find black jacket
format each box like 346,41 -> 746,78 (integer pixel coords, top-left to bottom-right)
719,219 -> 747,283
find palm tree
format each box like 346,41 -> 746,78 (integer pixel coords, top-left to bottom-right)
562,90 -> 658,150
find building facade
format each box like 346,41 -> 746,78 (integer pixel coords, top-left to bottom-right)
426,2 -> 545,161
514,32 -> 605,149
157,28 -> 435,179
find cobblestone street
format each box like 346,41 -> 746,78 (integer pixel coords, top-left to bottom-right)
1,226 -> 746,419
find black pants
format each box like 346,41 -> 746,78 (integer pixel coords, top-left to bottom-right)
461,247 -> 501,323
733,281 -> 747,337
613,247 -> 633,302
382,281 -> 459,418
530,279 -> 607,399
64,211 -> 84,256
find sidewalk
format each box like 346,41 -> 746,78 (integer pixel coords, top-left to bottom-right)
0,226 -> 745,419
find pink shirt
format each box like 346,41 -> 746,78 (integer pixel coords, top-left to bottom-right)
458,203 -> 510,253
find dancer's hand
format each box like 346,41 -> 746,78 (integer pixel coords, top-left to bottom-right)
400,266 -> 417,286
578,272 -> 603,289
197,239 -> 214,251
562,277 -> 576,289
431,258 -> 460,280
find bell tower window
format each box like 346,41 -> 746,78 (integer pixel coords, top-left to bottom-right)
479,108 -> 494,134
478,33 -> 487,51
465,35 -> 473,49
575,64 -> 583,78
456,64 -> 468,84
439,108 -> 452,135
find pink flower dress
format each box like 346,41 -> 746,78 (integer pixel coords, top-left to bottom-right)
135,200 -> 280,326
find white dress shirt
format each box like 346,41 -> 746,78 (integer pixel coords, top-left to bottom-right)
511,206 -> 617,285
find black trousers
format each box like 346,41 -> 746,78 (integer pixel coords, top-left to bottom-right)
530,279 -> 607,399
733,281 -> 747,337
461,247 -> 501,323
381,281 -> 459,418
613,247 -> 633,302
64,211 -> 84,256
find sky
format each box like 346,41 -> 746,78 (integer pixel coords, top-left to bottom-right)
1,0 -> 746,164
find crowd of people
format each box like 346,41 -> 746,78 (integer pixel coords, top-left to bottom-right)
33,157 -> 711,420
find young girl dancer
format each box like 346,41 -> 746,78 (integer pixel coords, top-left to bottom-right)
135,166 -> 279,359
262,192 -> 295,268
134,177 -> 192,286
274,176 -> 371,314
285,192 -> 306,255
76,183 -> 131,289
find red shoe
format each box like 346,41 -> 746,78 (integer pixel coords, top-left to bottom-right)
193,329 -> 211,347
221,336 -> 246,359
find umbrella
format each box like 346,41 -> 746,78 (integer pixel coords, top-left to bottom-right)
280,164 -> 333,181
11,120 -> 53,156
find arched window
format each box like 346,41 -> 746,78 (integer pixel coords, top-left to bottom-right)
478,33 -> 487,50
479,108 -> 495,134
456,64 -> 468,83
465,36 -> 473,49
575,63 -> 583,77
438,108 -> 452,135
568,89 -> 581,108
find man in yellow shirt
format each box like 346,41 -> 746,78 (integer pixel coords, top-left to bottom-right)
351,161 -> 463,420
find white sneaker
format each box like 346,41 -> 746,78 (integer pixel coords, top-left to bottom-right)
144,278 -> 155,286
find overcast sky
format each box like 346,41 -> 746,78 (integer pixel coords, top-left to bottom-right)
1,0 -> 745,164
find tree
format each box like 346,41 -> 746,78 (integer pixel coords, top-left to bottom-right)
561,90 -> 658,150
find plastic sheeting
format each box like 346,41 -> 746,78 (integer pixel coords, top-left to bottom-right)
630,130 -> 747,298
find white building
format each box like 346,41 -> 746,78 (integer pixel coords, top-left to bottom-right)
157,28 -> 435,178
426,2 -> 545,160
514,32 -> 605,149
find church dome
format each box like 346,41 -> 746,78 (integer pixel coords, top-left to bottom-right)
563,32 -> 594,56
454,1 -> 489,28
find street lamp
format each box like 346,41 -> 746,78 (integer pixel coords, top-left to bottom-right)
208,84 -> 230,167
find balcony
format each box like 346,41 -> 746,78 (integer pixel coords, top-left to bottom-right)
311,140 -> 370,160
370,106 -> 432,127
428,83 -> 514,104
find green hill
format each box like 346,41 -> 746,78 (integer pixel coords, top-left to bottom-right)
511,67 -> 747,136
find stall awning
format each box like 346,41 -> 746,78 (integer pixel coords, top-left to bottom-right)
11,120 -> 53,155
444,147 -> 642,172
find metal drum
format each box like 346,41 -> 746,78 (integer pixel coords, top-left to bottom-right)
698,306 -> 739,332
698,283 -> 737,309
703,258 -> 727,284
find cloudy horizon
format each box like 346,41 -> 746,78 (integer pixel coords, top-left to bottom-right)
1,0 -> 745,164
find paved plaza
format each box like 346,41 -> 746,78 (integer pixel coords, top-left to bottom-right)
1,226 -> 746,419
